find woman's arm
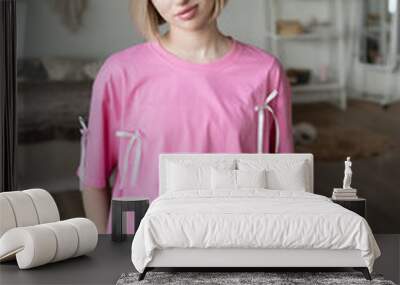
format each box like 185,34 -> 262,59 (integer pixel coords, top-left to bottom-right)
77,58 -> 122,234
267,58 -> 294,153
82,185 -> 111,234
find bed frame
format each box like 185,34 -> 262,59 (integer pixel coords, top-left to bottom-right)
139,153 -> 371,280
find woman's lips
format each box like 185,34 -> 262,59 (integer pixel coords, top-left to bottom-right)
175,4 -> 198,21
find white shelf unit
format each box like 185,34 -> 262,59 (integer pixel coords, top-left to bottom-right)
265,0 -> 347,110
356,0 -> 400,107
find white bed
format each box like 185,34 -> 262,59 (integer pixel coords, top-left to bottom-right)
130,153 -> 380,281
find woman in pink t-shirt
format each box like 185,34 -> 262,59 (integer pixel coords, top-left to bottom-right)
77,0 -> 294,233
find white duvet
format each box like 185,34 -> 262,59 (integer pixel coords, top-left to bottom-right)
131,189 -> 380,273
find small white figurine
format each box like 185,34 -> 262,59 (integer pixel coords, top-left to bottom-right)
342,156 -> 353,189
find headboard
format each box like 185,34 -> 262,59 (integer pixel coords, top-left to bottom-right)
159,153 -> 314,194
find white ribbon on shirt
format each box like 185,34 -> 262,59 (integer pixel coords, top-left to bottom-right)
78,115 -> 88,191
115,130 -> 142,192
254,90 -> 280,153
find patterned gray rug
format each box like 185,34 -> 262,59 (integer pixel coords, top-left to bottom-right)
116,271 -> 396,285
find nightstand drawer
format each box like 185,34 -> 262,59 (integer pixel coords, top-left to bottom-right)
331,198 -> 366,218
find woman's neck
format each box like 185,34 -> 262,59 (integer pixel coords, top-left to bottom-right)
158,21 -> 233,64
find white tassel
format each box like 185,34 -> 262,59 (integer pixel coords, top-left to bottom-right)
115,130 -> 142,192
254,90 -> 280,153
78,116 -> 88,191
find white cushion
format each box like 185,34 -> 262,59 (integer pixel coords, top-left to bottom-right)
166,159 -> 235,191
0,196 -> 17,237
237,159 -> 309,191
0,189 -> 60,238
237,169 -> 267,189
23,189 -> 60,224
1,191 -> 40,227
42,221 -> 79,262
64,218 -> 98,257
211,168 -> 236,189
0,225 -> 57,269
211,168 -> 267,190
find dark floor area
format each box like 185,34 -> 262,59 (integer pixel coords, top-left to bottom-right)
1,235 -> 398,285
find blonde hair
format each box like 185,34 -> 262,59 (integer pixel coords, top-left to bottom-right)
130,0 -> 229,41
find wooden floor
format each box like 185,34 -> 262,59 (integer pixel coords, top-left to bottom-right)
293,99 -> 400,234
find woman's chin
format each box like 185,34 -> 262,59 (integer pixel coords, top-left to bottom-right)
174,18 -> 213,32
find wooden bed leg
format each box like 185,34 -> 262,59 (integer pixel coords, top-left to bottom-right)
138,268 -> 147,281
354,267 -> 372,280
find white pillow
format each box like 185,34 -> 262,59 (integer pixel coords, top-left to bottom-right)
237,159 -> 309,191
237,169 -> 267,189
167,162 -> 210,191
166,160 -> 235,191
266,166 -> 307,191
211,168 -> 267,190
211,168 -> 236,189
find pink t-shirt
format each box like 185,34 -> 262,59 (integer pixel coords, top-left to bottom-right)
76,36 -> 294,232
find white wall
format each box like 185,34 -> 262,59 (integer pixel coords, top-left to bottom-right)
17,0 -> 268,58
18,0 -> 332,59
18,0 -> 140,58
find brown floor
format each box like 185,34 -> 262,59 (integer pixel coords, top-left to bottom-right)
293,99 -> 400,234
